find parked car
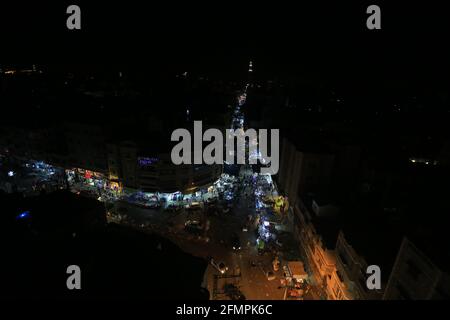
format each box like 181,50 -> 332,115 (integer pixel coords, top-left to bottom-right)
224,284 -> 246,300
221,206 -> 231,214
185,220 -> 203,235
266,271 -> 276,281
165,204 -> 181,213
185,202 -> 203,210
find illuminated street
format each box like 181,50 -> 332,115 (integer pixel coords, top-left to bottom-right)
3,3 -> 450,304
0,86 -> 320,300
99,87 -> 321,300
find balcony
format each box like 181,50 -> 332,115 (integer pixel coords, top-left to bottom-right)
336,249 -> 351,273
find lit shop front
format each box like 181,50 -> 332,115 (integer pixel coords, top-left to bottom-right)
66,168 -> 121,192
120,173 -> 235,210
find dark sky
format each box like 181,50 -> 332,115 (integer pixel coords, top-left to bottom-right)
1,1 -> 449,88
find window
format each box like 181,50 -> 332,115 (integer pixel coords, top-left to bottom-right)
310,243 -> 315,254
336,270 -> 344,283
141,166 -> 156,173
333,283 -> 342,299
406,259 -> 422,281
338,250 -> 349,266
358,276 -> 368,292
396,281 -> 412,300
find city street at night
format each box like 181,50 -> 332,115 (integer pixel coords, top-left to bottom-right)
1,2 -> 450,311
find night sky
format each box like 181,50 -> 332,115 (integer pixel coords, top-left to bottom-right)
1,1 -> 449,89
1,1 -> 450,306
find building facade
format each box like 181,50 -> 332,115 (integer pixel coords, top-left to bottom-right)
278,137 -> 335,208
107,141 -> 223,194
383,238 -> 450,300
293,198 -> 342,300
334,231 -> 383,300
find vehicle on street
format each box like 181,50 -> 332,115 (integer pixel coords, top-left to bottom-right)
186,202 -> 203,210
266,271 -> 276,281
223,284 -> 246,300
165,204 -> 182,213
78,189 -> 97,198
231,234 -> 241,251
184,220 -> 203,235
151,202 -> 161,209
242,215 -> 252,231
210,258 -> 228,274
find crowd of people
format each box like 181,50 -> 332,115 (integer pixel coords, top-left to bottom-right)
0,158 -> 66,196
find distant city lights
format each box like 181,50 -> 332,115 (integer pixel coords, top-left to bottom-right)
16,211 -> 31,220
409,158 -> 438,166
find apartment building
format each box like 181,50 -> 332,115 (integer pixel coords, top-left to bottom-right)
384,238 -> 450,300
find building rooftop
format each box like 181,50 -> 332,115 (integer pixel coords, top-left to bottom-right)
301,194 -> 341,249
0,190 -> 208,299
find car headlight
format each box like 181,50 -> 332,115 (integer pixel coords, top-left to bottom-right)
233,246 -> 236,250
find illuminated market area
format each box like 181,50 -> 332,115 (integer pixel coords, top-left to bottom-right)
0,73 -> 314,300
2,2 -> 450,304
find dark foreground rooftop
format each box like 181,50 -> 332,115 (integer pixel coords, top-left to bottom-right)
0,190 -> 208,299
